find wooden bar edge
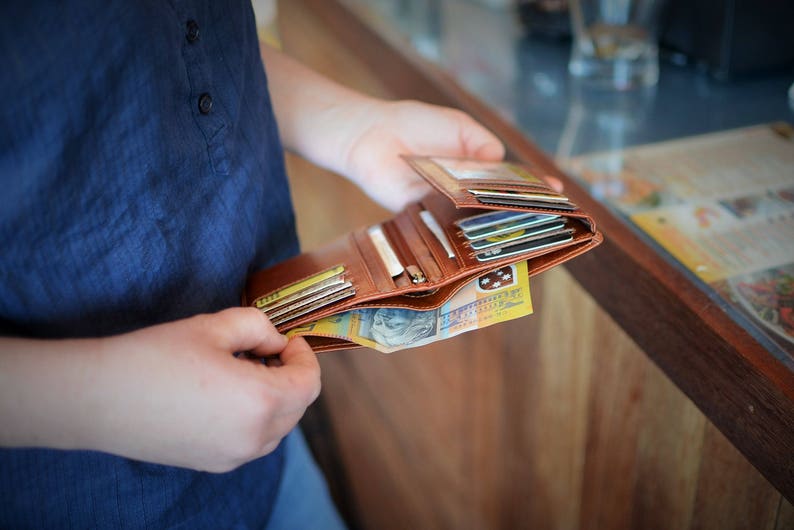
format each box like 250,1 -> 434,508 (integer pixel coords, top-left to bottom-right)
306,0 -> 794,502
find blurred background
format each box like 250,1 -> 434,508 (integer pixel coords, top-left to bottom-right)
258,1 -> 794,529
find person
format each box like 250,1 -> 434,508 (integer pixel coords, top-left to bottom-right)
0,1 -> 505,528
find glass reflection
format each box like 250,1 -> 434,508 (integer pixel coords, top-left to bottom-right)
556,79 -> 657,200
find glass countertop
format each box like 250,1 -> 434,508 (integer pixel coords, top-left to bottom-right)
346,0 -> 794,367
359,0 -> 792,154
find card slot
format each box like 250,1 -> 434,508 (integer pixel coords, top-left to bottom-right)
244,233 -> 376,309
351,229 -> 400,292
419,193 -> 485,271
462,220 -> 592,267
420,192 -> 598,273
350,274 -> 469,313
450,231 -> 487,269
393,206 -> 445,283
403,204 -> 459,279
524,230 -> 603,277
380,219 -> 426,287
465,221 -> 568,253
304,335 -> 357,353
458,196 -> 585,216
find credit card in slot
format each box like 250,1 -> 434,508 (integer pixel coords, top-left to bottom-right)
475,196 -> 578,211
367,224 -> 404,277
455,210 -> 537,232
468,188 -> 570,203
475,230 -> 574,262
270,285 -> 356,327
419,210 -> 456,258
265,280 -> 354,320
260,275 -> 348,314
462,214 -> 560,240
469,220 -> 566,250
253,264 -> 346,309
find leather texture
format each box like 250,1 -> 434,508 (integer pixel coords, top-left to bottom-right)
244,157 -> 603,351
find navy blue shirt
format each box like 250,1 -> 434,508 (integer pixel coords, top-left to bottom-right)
0,1 -> 299,527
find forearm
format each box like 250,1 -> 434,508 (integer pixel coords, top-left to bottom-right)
0,336 -> 111,451
0,331 -> 219,465
0,310 -> 321,472
260,44 -> 381,175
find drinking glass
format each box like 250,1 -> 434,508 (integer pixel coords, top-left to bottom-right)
568,0 -> 666,89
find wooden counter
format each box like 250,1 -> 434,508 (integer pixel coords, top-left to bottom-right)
277,1 -> 794,528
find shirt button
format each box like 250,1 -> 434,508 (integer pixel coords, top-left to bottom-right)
198,93 -> 213,114
186,20 -> 200,42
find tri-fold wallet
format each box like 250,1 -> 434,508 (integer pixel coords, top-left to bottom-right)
243,155 -> 603,353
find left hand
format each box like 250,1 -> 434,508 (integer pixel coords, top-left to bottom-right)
261,48 -> 504,210
340,99 -> 505,212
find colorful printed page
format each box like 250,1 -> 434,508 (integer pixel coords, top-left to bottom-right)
566,123 -> 794,366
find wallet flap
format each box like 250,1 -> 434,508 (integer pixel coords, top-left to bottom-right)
404,155 -> 597,230
404,155 -> 555,194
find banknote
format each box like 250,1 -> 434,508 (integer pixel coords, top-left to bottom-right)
286,261 -> 533,353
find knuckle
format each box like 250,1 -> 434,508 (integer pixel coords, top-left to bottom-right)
190,311 -> 229,342
242,305 -> 268,324
243,307 -> 279,339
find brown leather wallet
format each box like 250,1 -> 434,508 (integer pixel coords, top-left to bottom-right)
243,156 -> 603,352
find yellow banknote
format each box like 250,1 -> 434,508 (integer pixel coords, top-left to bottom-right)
287,261 -> 533,353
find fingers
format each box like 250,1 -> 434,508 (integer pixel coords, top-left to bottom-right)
211,307 -> 288,356
272,336 -> 321,404
208,309 -> 319,402
451,109 -> 564,193
396,101 -> 504,161
254,337 -> 321,449
471,141 -> 505,161
544,176 -> 565,193
214,312 -> 320,457
455,111 -> 505,161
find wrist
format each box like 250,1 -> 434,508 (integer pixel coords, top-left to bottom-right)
328,96 -> 385,182
294,92 -> 385,184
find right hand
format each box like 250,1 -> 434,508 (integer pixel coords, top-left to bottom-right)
83,308 -> 320,472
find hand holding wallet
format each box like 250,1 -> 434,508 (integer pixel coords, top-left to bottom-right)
243,156 -> 603,352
